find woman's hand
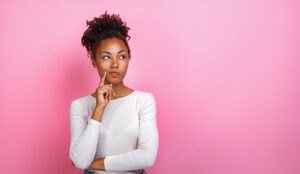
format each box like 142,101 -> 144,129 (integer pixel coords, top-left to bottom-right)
71,159 -> 105,171
86,161 -> 96,170
86,158 -> 106,171
96,71 -> 116,109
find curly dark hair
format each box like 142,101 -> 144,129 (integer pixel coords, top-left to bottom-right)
81,10 -> 131,60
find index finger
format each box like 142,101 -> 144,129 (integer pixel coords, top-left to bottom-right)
99,71 -> 107,87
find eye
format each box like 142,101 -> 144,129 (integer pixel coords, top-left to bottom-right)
120,55 -> 125,59
103,56 -> 110,59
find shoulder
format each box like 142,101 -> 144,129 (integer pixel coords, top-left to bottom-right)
135,90 -> 156,103
135,90 -> 157,120
135,90 -> 156,112
70,95 -> 94,113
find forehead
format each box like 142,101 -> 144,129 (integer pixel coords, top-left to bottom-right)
97,38 -> 127,51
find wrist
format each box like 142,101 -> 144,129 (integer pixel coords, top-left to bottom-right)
95,104 -> 105,111
95,105 -> 104,112
92,107 -> 104,122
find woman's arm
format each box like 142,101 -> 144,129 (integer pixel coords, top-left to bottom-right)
85,157 -> 106,170
69,101 -> 104,169
87,94 -> 159,172
72,158 -> 105,170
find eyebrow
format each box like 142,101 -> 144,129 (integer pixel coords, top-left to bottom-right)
101,50 -> 125,54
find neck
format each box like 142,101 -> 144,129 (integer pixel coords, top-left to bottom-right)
104,81 -> 127,95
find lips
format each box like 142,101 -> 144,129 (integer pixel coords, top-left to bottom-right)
110,72 -> 120,76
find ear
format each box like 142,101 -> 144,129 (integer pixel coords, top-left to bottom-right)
91,57 -> 96,68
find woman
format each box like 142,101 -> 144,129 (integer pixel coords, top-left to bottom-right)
69,11 -> 158,174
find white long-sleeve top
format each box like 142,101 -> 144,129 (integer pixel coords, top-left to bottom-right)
69,90 -> 159,174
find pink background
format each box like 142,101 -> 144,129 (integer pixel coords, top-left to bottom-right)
0,0 -> 299,174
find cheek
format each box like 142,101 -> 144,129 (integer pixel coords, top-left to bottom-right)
98,62 -> 110,70
119,62 -> 128,72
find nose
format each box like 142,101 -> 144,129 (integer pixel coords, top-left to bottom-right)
110,58 -> 119,68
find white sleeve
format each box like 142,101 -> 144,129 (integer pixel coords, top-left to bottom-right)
104,94 -> 159,171
69,100 -> 102,169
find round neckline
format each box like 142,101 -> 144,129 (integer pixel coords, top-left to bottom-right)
88,90 -> 137,102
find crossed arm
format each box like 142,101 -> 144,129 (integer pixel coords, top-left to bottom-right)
69,94 -> 158,171
72,158 -> 105,170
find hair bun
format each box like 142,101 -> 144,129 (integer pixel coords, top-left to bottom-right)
86,10 -> 131,41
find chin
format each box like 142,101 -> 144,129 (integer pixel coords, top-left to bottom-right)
108,78 -> 122,84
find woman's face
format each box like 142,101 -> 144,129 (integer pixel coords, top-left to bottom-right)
92,37 -> 130,85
